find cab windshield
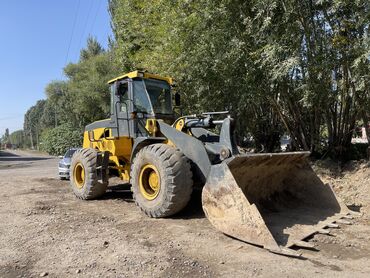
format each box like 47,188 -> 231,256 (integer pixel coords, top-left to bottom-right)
133,79 -> 172,115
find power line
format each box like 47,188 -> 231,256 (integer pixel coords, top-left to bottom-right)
0,115 -> 24,121
62,0 -> 81,78
88,0 -> 102,38
76,0 -> 95,60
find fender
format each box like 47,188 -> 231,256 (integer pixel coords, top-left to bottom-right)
130,136 -> 167,162
157,121 -> 211,183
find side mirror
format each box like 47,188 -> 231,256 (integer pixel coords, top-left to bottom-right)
174,92 -> 181,106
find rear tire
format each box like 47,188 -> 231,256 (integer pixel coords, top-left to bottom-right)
70,148 -> 108,200
131,144 -> 193,217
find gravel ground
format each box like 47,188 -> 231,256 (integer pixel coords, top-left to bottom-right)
0,149 -> 369,277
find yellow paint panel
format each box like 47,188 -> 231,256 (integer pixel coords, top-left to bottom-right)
108,70 -> 173,85
143,72 -> 173,85
83,129 -> 132,164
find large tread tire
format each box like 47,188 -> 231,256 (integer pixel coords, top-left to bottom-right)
70,148 -> 108,200
131,144 -> 193,218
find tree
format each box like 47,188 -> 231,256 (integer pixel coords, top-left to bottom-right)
1,128 -> 11,146
109,0 -> 286,151
109,0 -> 369,158
40,124 -> 82,155
4,128 -> 10,143
42,80 -> 69,128
22,1 -> 369,160
63,49 -> 118,129
9,130 -> 27,148
22,37 -> 119,154
80,36 -> 105,62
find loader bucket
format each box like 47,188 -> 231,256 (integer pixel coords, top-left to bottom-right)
202,152 -> 352,256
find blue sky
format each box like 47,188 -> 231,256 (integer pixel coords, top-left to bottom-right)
0,0 -> 112,136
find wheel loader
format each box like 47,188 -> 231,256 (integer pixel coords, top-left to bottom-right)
70,70 -> 358,256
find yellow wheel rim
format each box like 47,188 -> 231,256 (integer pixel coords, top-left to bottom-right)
139,164 -> 160,200
73,162 -> 85,189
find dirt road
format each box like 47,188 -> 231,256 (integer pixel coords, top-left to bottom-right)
0,150 -> 369,277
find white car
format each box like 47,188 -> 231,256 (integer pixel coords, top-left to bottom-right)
58,148 -> 79,180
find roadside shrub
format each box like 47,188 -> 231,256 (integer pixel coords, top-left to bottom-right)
40,124 -> 83,156
347,143 -> 370,161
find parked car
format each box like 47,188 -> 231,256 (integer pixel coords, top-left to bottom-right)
58,148 -> 79,180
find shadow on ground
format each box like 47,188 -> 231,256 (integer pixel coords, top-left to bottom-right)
0,150 -> 52,162
174,188 -> 205,219
0,150 -> 19,157
103,183 -> 134,202
101,182 -> 205,219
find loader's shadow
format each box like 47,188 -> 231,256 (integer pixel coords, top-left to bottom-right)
173,188 -> 205,220
101,183 -> 205,219
102,183 -> 134,202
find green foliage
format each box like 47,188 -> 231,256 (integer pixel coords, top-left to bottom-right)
347,143 -> 370,161
109,0 -> 370,158
1,129 -> 30,149
23,2 -> 369,161
24,100 -> 46,149
40,124 -> 82,156
9,130 -> 26,148
23,37 -> 119,153
80,36 -> 105,61
1,128 -> 10,144
63,50 -> 117,129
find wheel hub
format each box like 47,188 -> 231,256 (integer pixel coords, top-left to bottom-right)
139,164 -> 161,200
74,162 -> 85,189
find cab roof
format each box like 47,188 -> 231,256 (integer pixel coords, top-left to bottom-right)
108,70 -> 173,85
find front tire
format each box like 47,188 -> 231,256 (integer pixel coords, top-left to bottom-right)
70,148 -> 108,199
131,144 -> 193,217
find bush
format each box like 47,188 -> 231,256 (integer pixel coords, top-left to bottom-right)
40,124 -> 83,156
347,143 -> 370,161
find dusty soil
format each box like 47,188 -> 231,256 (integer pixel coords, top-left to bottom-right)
0,150 -> 369,277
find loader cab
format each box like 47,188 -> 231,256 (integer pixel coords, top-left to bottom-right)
112,78 -> 173,116
108,71 -> 175,138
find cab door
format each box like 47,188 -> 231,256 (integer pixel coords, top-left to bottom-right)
113,80 -> 135,138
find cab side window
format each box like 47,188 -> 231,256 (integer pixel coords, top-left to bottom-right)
118,82 -> 129,113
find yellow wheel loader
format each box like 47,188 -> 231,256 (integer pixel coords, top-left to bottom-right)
70,70 -> 357,256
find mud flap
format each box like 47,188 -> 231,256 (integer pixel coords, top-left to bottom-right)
96,151 -> 110,184
202,152 -> 355,255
